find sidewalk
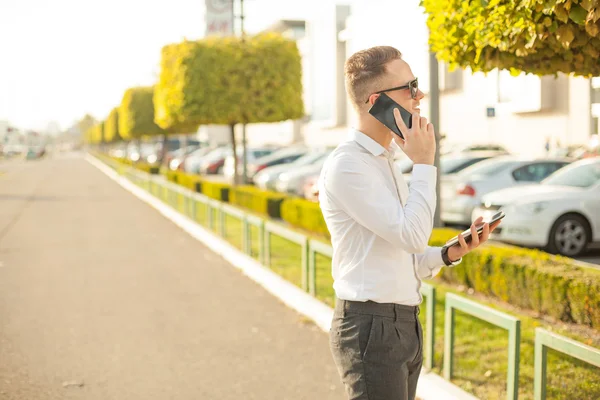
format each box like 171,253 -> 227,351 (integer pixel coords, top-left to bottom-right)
0,154 -> 344,399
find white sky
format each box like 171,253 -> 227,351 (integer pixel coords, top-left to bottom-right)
0,0 -> 311,132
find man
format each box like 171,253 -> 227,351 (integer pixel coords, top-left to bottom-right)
318,46 -> 500,400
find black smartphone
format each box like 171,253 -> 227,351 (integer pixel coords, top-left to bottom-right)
444,211 -> 506,248
368,92 -> 412,140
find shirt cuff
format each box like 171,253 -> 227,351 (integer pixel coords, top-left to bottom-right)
411,164 -> 437,184
416,246 -> 445,279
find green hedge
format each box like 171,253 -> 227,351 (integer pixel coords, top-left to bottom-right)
281,198 -> 330,238
230,185 -> 286,218
429,235 -> 600,329
164,170 -> 203,192
201,181 -> 230,202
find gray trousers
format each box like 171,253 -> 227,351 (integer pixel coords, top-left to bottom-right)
329,299 -> 423,400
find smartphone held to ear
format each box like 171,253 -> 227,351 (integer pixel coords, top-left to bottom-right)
368,93 -> 412,140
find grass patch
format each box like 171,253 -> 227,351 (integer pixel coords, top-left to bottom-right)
419,283 -> 600,400
223,214 -> 243,251
315,253 -> 335,307
268,234 -> 303,288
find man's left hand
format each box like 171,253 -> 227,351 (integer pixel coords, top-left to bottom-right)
447,216 -> 502,262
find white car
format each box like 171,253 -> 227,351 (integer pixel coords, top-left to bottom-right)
473,158 -> 600,257
441,156 -> 572,226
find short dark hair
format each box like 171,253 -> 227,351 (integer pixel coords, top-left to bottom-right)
344,46 -> 403,110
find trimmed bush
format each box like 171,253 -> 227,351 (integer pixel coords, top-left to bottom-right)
230,185 -> 287,218
281,198 -> 330,238
435,241 -> 600,328
201,181 -> 231,202
119,86 -> 166,140
155,33 -> 304,131
164,170 -> 203,191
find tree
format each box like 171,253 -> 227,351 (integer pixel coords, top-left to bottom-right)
89,122 -> 104,145
78,114 -> 97,136
154,33 -> 304,183
119,87 -> 165,140
104,107 -> 121,143
119,86 -> 166,161
422,0 -> 600,76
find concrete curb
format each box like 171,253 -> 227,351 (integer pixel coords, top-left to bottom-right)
86,154 -> 478,400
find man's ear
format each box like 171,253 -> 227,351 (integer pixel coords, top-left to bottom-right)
368,93 -> 380,106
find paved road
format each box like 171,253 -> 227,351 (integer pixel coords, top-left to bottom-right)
0,154 -> 344,400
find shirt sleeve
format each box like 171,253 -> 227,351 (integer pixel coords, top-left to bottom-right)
324,154 -> 437,254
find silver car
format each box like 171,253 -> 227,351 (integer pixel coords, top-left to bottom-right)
254,149 -> 332,191
441,156 -> 572,226
275,158 -> 328,197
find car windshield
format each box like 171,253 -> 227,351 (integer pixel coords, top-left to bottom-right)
542,161 -> 600,188
458,159 -> 520,178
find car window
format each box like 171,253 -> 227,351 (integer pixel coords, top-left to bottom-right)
513,162 -> 570,182
542,161 -> 600,187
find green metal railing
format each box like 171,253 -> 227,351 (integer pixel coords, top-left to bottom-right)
534,328 -> 600,400
308,239 -> 332,296
264,221 -> 309,290
420,282 -> 436,370
444,293 -> 521,400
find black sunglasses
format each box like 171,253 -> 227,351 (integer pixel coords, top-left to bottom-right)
365,78 -> 419,103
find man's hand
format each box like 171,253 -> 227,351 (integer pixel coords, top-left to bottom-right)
447,216 -> 502,262
393,110 -> 436,165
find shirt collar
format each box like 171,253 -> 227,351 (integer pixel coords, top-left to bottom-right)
349,129 -> 395,158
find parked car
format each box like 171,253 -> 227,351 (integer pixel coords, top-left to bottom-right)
253,149 -> 332,191
198,147 -> 233,175
441,156 -> 573,226
182,146 -> 219,173
223,147 -> 279,181
275,158 -> 328,196
246,147 -> 310,181
397,151 -> 506,183
473,158 -> 600,257
166,144 -> 202,170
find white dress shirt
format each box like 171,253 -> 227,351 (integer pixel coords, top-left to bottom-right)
318,129 -> 456,305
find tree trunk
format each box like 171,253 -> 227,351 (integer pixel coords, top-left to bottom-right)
159,134 -> 168,167
230,124 -> 238,185
242,123 -> 248,184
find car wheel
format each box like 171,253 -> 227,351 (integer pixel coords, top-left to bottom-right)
547,214 -> 590,257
